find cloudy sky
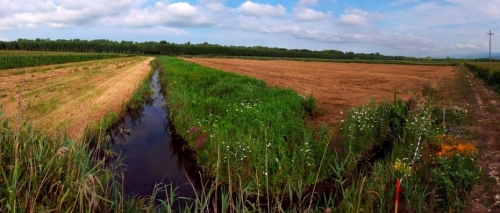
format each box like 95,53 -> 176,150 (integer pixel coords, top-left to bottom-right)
0,0 -> 498,57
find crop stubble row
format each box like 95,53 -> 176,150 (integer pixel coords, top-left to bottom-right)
0,56 -> 153,139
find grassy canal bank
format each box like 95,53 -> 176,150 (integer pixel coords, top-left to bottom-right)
159,57 -> 481,212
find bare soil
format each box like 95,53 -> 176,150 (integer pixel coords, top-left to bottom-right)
0,56 -> 153,139
181,58 -> 458,125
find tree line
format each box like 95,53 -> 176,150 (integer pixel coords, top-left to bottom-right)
1,38 -> 418,60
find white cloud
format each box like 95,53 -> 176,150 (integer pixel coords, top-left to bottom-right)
123,26 -> 188,36
0,17 -> 17,31
110,2 -> 216,28
0,37 -> 9,41
455,43 -> 479,50
338,14 -> 367,26
445,0 -> 500,19
337,9 -> 383,27
367,32 -> 434,51
293,7 -> 332,22
200,0 -> 226,12
237,1 -> 286,18
297,0 -> 317,6
0,0 -> 135,29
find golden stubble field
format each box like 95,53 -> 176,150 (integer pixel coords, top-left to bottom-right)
182,58 -> 459,125
0,56 -> 153,139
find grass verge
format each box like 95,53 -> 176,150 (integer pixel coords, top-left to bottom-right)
159,56 -> 329,193
159,56 -> 481,212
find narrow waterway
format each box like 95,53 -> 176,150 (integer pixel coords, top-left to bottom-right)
109,71 -> 197,199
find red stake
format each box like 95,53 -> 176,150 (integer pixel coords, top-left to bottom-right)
395,179 -> 401,213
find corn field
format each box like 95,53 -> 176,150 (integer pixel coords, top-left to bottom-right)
464,62 -> 500,91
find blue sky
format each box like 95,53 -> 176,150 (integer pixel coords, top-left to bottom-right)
0,0 -> 499,57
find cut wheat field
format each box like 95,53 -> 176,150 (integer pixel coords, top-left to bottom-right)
0,56 -> 153,139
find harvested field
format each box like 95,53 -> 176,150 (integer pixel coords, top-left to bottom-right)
181,58 -> 458,124
0,56 -> 153,139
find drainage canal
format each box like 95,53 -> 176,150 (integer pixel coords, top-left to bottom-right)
109,70 -> 199,200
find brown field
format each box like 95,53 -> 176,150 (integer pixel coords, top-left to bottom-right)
0,56 -> 153,139
182,58 -> 459,124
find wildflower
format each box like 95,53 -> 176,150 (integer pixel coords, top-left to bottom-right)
393,158 -> 411,177
195,134 -> 208,148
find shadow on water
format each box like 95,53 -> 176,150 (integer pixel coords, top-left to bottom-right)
108,71 -> 203,203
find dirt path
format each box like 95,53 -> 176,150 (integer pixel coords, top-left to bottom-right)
0,56 -> 153,139
181,58 -> 457,125
465,71 -> 500,212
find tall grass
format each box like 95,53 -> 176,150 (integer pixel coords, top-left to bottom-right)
464,62 -> 500,91
0,113 -> 115,212
0,57 -> 176,212
158,57 -> 330,194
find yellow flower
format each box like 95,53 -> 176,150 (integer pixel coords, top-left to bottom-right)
393,158 -> 411,177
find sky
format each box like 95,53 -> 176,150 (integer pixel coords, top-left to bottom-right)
0,0 -> 499,57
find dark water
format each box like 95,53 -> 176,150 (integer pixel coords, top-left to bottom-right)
109,71 -> 198,199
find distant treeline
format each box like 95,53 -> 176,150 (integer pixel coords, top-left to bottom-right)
1,38 -> 429,61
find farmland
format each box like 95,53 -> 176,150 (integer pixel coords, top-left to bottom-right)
0,53 -> 486,212
464,62 -> 500,92
0,51 -> 124,69
0,56 -> 153,139
160,57 -> 480,212
181,58 -> 458,125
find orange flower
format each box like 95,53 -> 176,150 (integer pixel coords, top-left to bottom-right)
434,135 -> 477,156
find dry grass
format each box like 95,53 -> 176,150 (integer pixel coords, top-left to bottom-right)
0,56 -> 154,139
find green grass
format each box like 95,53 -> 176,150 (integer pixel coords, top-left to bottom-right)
158,56 -> 481,212
0,53 -> 124,70
30,98 -> 59,115
0,50 -> 98,56
158,56 -> 330,194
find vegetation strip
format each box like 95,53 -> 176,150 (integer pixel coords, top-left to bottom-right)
156,56 -> 481,211
158,56 -> 326,191
0,53 -> 124,70
464,62 -> 500,92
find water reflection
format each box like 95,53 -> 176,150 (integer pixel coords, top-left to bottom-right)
109,71 -> 199,199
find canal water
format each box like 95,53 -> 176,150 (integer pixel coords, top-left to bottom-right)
109,71 -> 198,199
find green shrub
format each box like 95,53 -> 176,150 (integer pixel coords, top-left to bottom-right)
431,154 -> 481,209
